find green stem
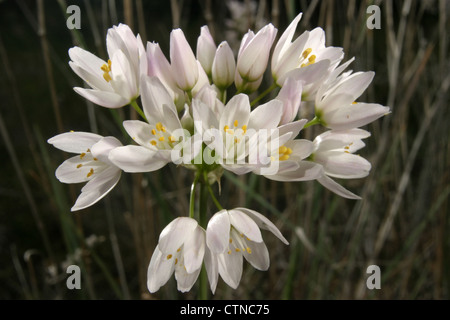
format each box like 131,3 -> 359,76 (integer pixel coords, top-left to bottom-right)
207,181 -> 223,211
130,99 -> 147,122
250,82 -> 278,107
303,116 -> 322,129
198,171 -> 209,300
189,171 -> 201,219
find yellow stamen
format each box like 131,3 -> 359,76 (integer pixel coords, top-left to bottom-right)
308,55 -> 316,63
158,136 -> 165,142
93,157 -> 98,161
156,122 -> 163,131
151,129 -> 156,135
177,247 -> 181,252
246,247 -> 252,254
169,136 -> 176,143
242,125 -> 247,133
279,146 -> 287,154
80,153 -> 86,159
302,48 -> 312,59
76,164 -> 82,169
167,254 -> 172,260
103,73 -> 112,82
235,248 -> 241,252
223,125 -> 229,132
279,154 -> 290,161
228,250 -> 232,255
87,168 -> 94,178
175,258 -> 178,265
150,140 -> 157,146
234,120 -> 238,127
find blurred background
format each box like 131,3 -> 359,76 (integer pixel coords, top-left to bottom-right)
0,0 -> 448,300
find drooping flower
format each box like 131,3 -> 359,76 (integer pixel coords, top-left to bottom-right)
205,208 -> 288,293
147,217 -> 207,293
47,132 -> 122,211
69,24 -> 146,108
109,76 -> 201,172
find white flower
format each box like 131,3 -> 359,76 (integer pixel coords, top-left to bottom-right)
197,25 -> 217,77
205,208 -> 288,293
170,28 -> 199,91
275,77 -> 303,125
314,71 -> 391,130
271,13 -> 344,98
212,41 -> 236,90
235,24 -> 277,83
109,76 -> 201,172
193,93 -> 291,174
69,24 -> 146,108
146,41 -> 185,109
47,132 -> 122,211
147,217 -> 206,293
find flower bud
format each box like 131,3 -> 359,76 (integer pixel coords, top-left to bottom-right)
196,26 -> 216,77
170,28 -> 199,91
236,24 -> 277,82
212,41 -> 236,90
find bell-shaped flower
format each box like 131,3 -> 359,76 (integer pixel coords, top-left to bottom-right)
69,24 -> 146,108
314,71 -> 391,130
170,28 -> 199,91
196,25 -> 217,78
147,217 -> 207,293
47,132 -> 122,211
235,24 -> 277,84
212,41 -> 236,90
109,76 -> 201,172
205,208 -> 288,292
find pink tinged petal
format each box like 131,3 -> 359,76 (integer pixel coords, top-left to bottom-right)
237,24 -> 277,82
228,209 -> 263,243
73,87 -> 129,108
108,145 -> 169,172
316,151 -> 371,179
243,240 -> 270,271
206,210 -> 231,254
68,47 -> 107,80
71,167 -> 121,211
317,128 -> 371,144
235,207 -> 289,245
192,98 -> 220,135
140,76 -> 176,122
183,226 -> 206,274
212,41 -> 236,89
158,217 -> 198,254
191,60 -> 210,97
317,174 -> 361,200
329,71 -> 374,101
147,245 -> 175,293
174,264 -> 201,293
170,29 -> 199,91
276,78 -> 303,125
90,136 -> 122,165
277,119 -> 308,140
248,99 -> 283,130
218,251 -> 243,289
196,25 -> 216,75
204,248 -> 219,294
323,103 -> 391,130
219,94 -> 251,130
48,131 -> 102,153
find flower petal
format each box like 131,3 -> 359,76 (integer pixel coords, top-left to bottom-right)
90,136 -> 122,165
217,251 -> 243,289
228,209 -> 263,243
73,87 -> 129,108
147,245 -> 175,293
317,174 -> 362,199
183,226 -> 206,274
48,131 -> 102,154
206,209 -> 231,254
243,240 -> 270,271
108,145 -> 168,172
158,217 -> 198,254
248,99 -> 283,131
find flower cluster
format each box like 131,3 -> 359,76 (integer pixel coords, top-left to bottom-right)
48,13 -> 389,294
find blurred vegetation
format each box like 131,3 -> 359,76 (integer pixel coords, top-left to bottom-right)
0,0 -> 448,300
